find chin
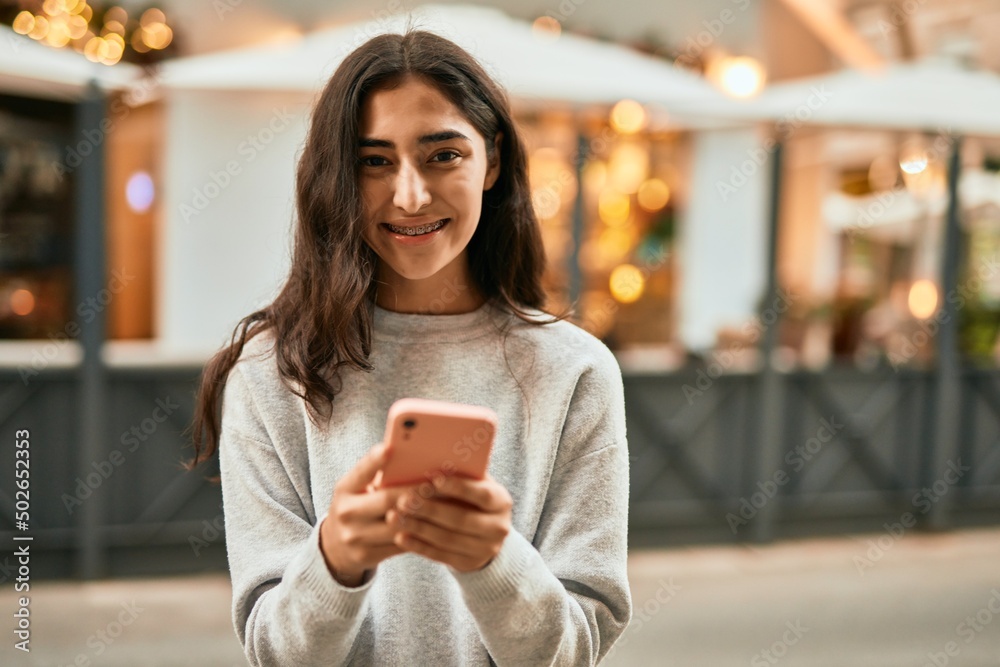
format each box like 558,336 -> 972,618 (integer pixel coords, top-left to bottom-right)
387,259 -> 452,282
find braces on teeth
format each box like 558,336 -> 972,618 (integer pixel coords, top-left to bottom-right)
387,219 -> 447,236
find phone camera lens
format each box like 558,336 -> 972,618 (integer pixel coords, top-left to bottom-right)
403,419 -> 416,429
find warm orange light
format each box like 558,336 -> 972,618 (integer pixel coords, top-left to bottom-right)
140,8 -> 166,26
610,264 -> 645,303
42,0 -> 65,16
599,228 -> 633,262
607,142 -> 648,194
28,15 -> 50,40
141,22 -> 173,50
610,99 -> 647,134
637,178 -> 671,211
67,13 -> 88,38
102,33 -> 124,64
102,19 -> 126,36
84,35 -> 108,62
598,189 -> 630,226
710,56 -> 767,98
104,6 -> 127,24
10,289 -> 35,316
44,15 -> 72,47
908,279 -> 938,319
532,16 -> 561,41
12,11 -> 35,34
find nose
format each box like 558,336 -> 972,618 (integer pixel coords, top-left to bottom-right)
392,160 -> 432,213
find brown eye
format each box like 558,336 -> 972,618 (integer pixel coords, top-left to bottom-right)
432,151 -> 460,163
362,156 -> 389,167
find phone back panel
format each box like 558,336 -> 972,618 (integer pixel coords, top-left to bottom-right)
379,398 -> 497,488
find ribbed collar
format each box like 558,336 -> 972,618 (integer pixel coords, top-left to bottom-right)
372,298 -> 509,343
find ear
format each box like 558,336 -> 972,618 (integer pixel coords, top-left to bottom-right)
484,131 -> 503,191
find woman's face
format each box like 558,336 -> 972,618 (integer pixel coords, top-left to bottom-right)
357,75 -> 501,296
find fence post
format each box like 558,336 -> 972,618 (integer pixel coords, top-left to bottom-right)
751,135 -> 786,543
74,79 -> 109,579
923,134 -> 963,530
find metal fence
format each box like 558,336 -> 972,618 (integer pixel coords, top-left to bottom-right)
1,361 -> 997,579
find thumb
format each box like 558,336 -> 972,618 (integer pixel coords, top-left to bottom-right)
339,442 -> 389,493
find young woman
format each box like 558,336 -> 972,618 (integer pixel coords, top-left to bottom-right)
189,28 -> 632,666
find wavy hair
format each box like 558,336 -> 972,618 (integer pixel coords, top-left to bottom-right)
186,28 -> 571,470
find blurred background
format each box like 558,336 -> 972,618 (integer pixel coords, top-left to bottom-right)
1,0 -> 999,664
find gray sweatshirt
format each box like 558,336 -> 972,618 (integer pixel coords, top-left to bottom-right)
218,298 -> 632,666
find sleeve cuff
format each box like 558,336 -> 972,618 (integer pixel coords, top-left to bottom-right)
448,528 -> 535,603
285,514 -> 376,620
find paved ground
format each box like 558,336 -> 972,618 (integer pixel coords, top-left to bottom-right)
2,527 -> 999,666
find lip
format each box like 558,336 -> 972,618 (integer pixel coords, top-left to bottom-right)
380,217 -> 450,246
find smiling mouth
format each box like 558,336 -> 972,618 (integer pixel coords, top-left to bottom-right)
382,218 -> 450,236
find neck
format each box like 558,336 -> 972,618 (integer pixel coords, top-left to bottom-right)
373,261 -> 485,315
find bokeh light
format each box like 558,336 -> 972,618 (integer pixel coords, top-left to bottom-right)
10,289 -> 36,316
637,178 -> 671,211
598,189 -> 631,226
908,279 -> 938,319
711,56 -> 767,98
610,264 -> 645,303
532,16 -> 561,41
126,171 -> 155,213
607,142 -> 649,194
610,99 -> 647,134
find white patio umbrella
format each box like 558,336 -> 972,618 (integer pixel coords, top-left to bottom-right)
158,3 -> 731,118
744,55 -> 1000,136
0,25 -> 142,100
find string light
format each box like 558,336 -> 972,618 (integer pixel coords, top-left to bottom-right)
12,11 -> 35,35
609,99 -> 647,134
29,15 -> 50,41
8,3 -> 173,64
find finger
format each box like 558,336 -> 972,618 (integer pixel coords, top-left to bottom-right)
393,479 -> 450,514
388,513 -> 487,558
393,530 -> 482,571
429,475 -> 510,513
347,517 -> 408,547
339,486 -> 414,521
395,496 -> 494,538
337,443 -> 389,493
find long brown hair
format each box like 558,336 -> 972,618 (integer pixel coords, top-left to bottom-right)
186,29 -> 573,470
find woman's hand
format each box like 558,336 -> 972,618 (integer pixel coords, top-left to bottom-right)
320,443 -> 413,587
386,472 -> 513,572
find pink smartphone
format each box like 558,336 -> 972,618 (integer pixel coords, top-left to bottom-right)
371,398 -> 498,489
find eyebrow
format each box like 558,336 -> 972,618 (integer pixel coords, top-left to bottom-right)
359,129 -> 472,149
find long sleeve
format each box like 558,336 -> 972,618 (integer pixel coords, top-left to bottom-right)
449,341 -> 633,666
219,363 -> 373,666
